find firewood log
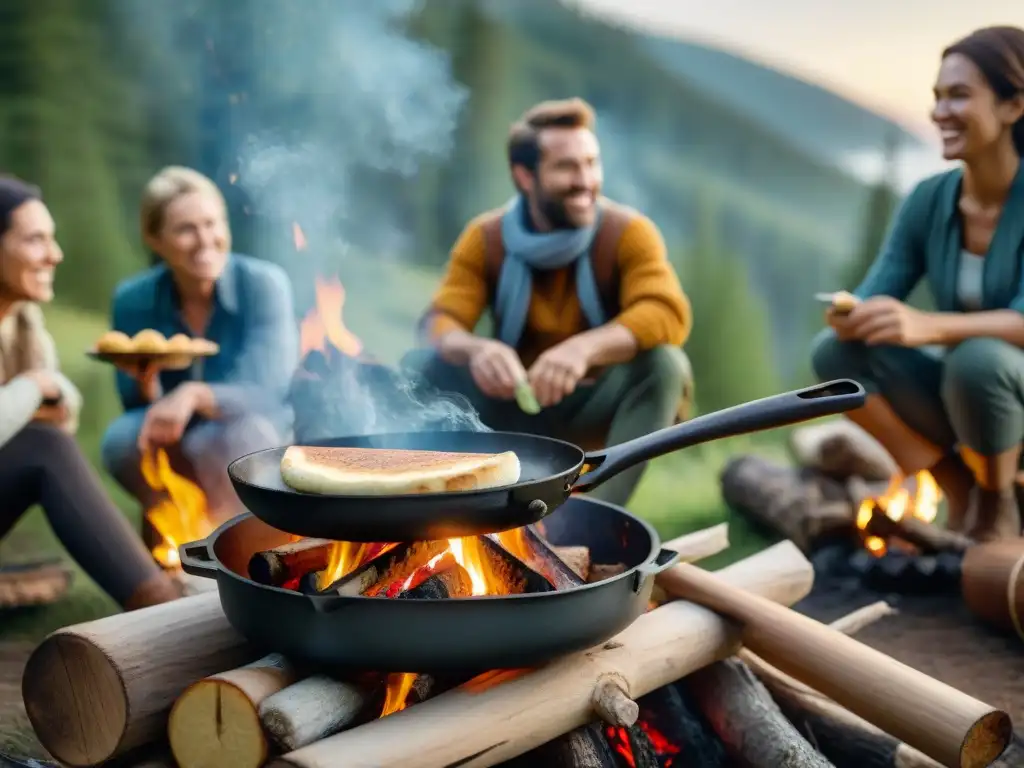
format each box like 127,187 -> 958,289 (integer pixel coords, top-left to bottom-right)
550,545 -> 591,582
789,420 -> 896,481
720,455 -> 856,551
22,591 -> 256,767
742,602 -> 944,768
686,659 -> 834,768
259,676 -> 373,752
167,653 -> 298,768
657,561 -> 1013,768
248,539 -> 333,586
266,538 -> 815,768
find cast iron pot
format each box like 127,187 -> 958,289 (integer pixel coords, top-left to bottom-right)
179,496 -> 678,672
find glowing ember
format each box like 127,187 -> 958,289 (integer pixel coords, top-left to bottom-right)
606,720 -> 681,768
855,470 -> 942,557
140,449 -> 216,569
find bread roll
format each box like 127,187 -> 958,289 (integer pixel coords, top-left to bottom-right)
131,329 -> 168,354
96,331 -> 133,354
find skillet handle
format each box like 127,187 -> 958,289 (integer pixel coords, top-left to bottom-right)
178,538 -> 220,579
632,549 -> 680,594
574,379 -> 865,493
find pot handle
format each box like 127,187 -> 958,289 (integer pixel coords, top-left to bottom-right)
574,379 -> 865,493
178,539 -> 220,579
632,548 -> 680,594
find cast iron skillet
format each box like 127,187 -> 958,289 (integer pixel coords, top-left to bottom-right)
178,497 -> 678,671
228,378 -> 865,541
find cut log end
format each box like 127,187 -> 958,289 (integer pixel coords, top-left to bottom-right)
962,711 -> 1015,768
169,679 -> 268,768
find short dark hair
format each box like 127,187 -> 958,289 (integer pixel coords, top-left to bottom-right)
943,26 -> 1024,155
0,175 -> 42,238
507,98 -> 597,172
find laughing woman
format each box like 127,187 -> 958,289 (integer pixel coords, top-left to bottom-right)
101,167 -> 298,526
811,26 -> 1024,541
0,176 -> 182,609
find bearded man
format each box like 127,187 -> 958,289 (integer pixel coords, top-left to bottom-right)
402,98 -> 693,507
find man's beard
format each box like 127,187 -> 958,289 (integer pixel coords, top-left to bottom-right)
536,187 -> 596,230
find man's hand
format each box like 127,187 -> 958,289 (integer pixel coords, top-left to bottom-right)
32,402 -> 70,427
137,384 -> 200,453
839,296 -> 937,347
527,337 -> 592,408
468,340 -> 528,401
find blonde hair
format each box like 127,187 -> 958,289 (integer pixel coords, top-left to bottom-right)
139,166 -> 229,242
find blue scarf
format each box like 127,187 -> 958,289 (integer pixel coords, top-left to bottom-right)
494,196 -> 607,347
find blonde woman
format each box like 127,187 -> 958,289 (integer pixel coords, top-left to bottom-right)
0,175 -> 182,610
101,166 -> 298,522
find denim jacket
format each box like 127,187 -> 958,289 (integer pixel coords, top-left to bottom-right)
110,254 -> 298,424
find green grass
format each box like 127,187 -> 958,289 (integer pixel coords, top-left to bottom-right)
0,300 -> 785,644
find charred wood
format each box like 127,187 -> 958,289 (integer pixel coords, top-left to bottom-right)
248,539 -> 333,587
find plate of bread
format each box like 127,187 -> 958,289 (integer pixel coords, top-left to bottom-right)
88,330 -> 220,370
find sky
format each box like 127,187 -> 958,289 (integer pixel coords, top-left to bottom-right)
574,0 -> 1020,138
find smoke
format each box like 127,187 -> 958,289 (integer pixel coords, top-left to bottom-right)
121,0 -> 487,436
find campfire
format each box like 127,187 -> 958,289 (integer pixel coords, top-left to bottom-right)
720,422 -> 975,596
248,526 -> 628,719
141,448 -> 217,570
855,470 -> 941,557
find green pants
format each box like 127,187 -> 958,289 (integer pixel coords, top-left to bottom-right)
810,330 -> 1024,456
400,345 -> 692,508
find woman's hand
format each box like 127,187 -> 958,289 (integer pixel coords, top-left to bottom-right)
842,297 -> 938,347
113,359 -> 166,403
137,384 -> 200,453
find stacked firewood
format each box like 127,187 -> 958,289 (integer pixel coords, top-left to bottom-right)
19,525 -> 1013,768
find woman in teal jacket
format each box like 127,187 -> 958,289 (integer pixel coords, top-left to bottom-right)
811,26 -> 1024,541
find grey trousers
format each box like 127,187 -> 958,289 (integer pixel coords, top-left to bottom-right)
811,330 -> 1024,456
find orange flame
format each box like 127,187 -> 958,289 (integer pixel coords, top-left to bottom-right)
299,277 -> 363,359
375,536 -> 527,715
856,470 -> 942,557
140,449 -> 216,569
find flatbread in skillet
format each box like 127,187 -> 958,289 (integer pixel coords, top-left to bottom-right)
279,446 -> 522,496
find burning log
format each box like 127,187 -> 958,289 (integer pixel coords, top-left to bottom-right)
308,540 -> 450,596
720,454 -> 856,551
493,526 -> 586,589
259,675 -> 372,752
656,560 -> 1014,768
742,602 -> 945,768
265,537 -> 815,768
861,512 -> 973,555
248,538 -> 333,587
848,477 -> 973,555
396,562 -> 474,599
21,591 -> 255,766
167,653 -> 298,768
